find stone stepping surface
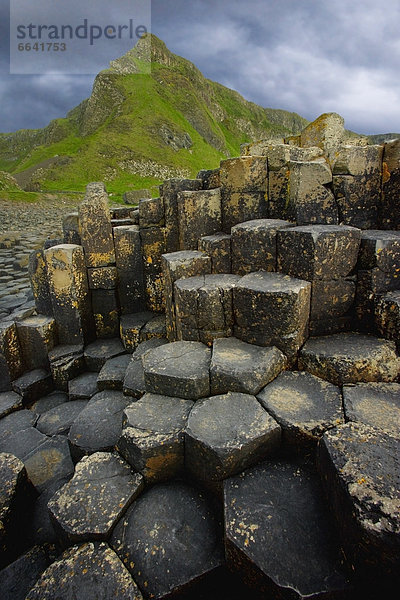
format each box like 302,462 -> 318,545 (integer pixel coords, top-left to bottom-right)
343,382 -> 400,437
123,338 -> 168,399
257,371 -> 344,448
68,391 -> 130,458
97,354 -> 131,391
0,545 -> 50,600
35,399 -> 88,436
12,368 -> 53,404
318,422 -> 400,571
84,338 -> 126,372
299,332 -> 400,385
185,392 -> 281,482
143,340 -> 211,400
210,336 -> 286,395
118,393 -> 193,482
48,452 -> 144,543
25,542 -> 143,600
233,271 -> 311,360
224,458 -> 350,599
68,372 -> 99,399
110,482 -> 224,599
0,391 -> 23,418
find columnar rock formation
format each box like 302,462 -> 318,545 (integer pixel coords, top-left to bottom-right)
0,113 -> 399,599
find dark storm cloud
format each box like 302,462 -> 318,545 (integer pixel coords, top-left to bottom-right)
1,0 -> 400,134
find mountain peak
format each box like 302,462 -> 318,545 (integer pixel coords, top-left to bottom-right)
108,33 -> 174,74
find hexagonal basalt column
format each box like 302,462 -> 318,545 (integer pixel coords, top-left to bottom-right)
224,458 -> 349,599
258,371 -> 344,449
210,337 -> 287,396
78,182 -> 115,268
110,482 -> 224,600
231,218 -> 292,275
342,382 -> 400,438
198,232 -> 231,274
185,392 -> 281,481
318,422 -> 400,572
143,341 -> 211,400
117,393 -> 193,482
233,271 -> 311,360
177,188 -> 222,250
25,542 -> 143,600
48,452 -> 144,543
0,322 -> 24,393
174,274 -> 241,345
375,290 -> 400,344
299,333 -> 400,385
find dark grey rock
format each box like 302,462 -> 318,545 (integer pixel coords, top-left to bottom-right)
110,482 -> 224,599
258,371 -> 344,448
78,183 -> 115,268
224,458 -> 349,599
0,545 -> 50,600
24,435 -> 75,493
198,232 -> 231,274
68,391 -> 130,457
84,338 -> 125,372
113,226 -> 145,315
210,337 -> 287,396
140,226 -> 167,313
185,392 -> 281,481
143,341 -> 211,400
15,315 -> 56,371
299,333 -> 400,385
68,372 -> 99,400
87,266 -> 117,290
0,409 -> 37,444
30,391 -> 68,416
48,344 -> 85,392
0,426 -> 47,461
160,178 -> 202,253
277,224 -> 361,280
25,542 -> 143,600
343,382 -> 400,437
358,229 -> 400,272
139,196 -> 164,228
28,478 -> 69,547
123,338 -> 168,398
375,290 -> 400,342
174,274 -> 241,345
310,278 -> 355,321
28,249 -> 52,317
62,212 -> 81,245
196,168 -> 220,190
36,400 -> 88,436
12,369 -> 53,405
231,218 -> 292,275
233,271 -> 311,360
318,422 -> 400,571
48,452 -> 144,543
139,314 -> 166,342
91,289 -> 120,339
0,391 -> 22,418
162,250 -> 211,342
97,355 -> 131,391
117,393 -> 193,482
177,188 -> 222,250
0,452 -> 34,568
119,312 -> 156,352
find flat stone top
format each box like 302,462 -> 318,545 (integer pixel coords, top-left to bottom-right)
258,371 -> 343,428
0,452 -> 25,513
0,391 -> 22,418
120,312 -> 154,328
175,273 -> 240,291
231,218 -> 292,232
360,230 -> 400,242
132,337 -> 168,361
200,232 -> 231,242
235,270 -> 310,294
84,338 -> 125,359
143,341 -> 211,379
212,337 -> 283,367
321,422 -> 400,536
283,224 -> 360,236
343,382 -> 400,438
113,224 -> 140,233
162,250 -> 206,263
48,344 -> 83,361
124,394 -> 193,434
186,392 -> 278,447
301,333 -> 398,359
16,314 -> 54,327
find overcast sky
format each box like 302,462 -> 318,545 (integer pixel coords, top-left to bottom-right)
1,0 -> 400,135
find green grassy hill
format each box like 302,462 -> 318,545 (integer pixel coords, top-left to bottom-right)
0,35 -> 309,199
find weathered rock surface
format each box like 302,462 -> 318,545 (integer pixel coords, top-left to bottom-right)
117,393 -> 193,482
68,391 -> 129,457
0,544 -> 50,600
123,338 -> 168,398
78,183 -> 115,268
97,354 -> 131,391
24,435 -> 74,493
210,337 -> 286,396
143,340 -> 211,400
174,274 -> 240,344
110,482 -> 224,599
84,338 -> 125,372
48,344 -> 84,392
68,372 -> 98,400
318,422 -> 400,571
25,542 -> 143,600
48,452 -> 144,543
185,392 -> 281,481
119,311 -> 156,351
224,457 -> 349,599
198,232 -> 231,274
343,382 -> 400,438
11,369 -> 53,404
36,400 -> 87,436
233,271 -> 311,359
0,391 -> 22,418
258,371 -> 344,448
299,333 -> 400,385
